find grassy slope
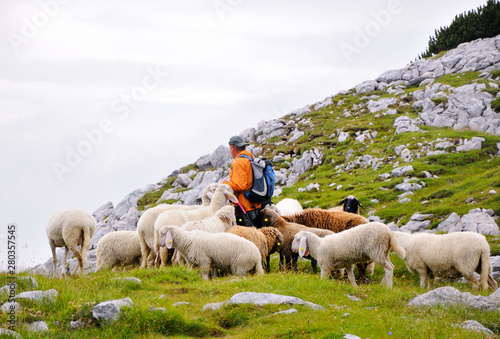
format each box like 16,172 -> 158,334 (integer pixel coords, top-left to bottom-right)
4,71 -> 500,338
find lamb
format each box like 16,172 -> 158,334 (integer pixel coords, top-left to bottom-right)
226,226 -> 284,272
282,208 -> 372,280
259,208 -> 334,272
394,231 -> 498,290
46,209 -> 96,277
154,184 -> 238,267
292,222 -> 406,288
96,231 -> 142,271
137,183 -> 218,268
172,205 -> 237,265
275,198 -> 303,216
158,225 -> 264,279
328,195 -> 363,214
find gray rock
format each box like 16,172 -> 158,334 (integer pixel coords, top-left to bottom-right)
344,335 -> 362,339
70,320 -> 85,329
256,119 -> 287,143
173,173 -> 194,188
92,297 -> 133,322
408,286 -> 500,311
394,116 -> 422,134
458,320 -> 494,336
435,212 -> 461,232
456,137 -> 485,152
15,289 -> 58,303
338,131 -> 350,142
1,302 -> 20,313
270,308 -> 298,316
391,165 -> 414,177
111,277 -> 141,284
203,292 -> 324,311
93,202 -> 114,223
196,154 -> 212,170
90,226 -> 114,250
173,302 -> 190,306
395,182 -> 423,192
209,145 -> 232,169
288,130 -> 304,143
455,209 -> 499,235
355,80 -> 378,94
0,329 -> 22,338
25,321 -> 48,333
240,128 -> 256,142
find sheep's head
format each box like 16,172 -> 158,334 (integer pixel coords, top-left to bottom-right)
337,195 -> 363,214
158,225 -> 177,249
217,184 -> 238,204
259,208 -> 279,227
260,227 -> 284,251
291,231 -> 309,257
217,205 -> 236,225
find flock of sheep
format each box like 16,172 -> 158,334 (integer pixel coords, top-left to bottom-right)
46,184 -> 498,291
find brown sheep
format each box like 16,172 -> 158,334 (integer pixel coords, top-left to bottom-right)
283,208 -> 372,282
226,226 -> 284,272
259,208 -> 335,272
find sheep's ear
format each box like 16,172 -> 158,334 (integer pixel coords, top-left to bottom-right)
207,192 -> 214,200
337,198 -> 347,206
227,192 -> 239,204
166,231 -> 173,249
298,237 -> 307,257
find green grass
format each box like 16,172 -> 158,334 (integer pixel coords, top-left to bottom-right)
2,254 -> 499,338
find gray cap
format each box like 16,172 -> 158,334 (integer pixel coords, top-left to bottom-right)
228,135 -> 248,147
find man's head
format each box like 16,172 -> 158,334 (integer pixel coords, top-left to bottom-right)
228,135 -> 247,158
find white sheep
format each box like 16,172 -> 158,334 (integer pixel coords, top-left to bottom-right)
46,209 -> 96,277
275,198 -> 303,216
96,231 -> 142,271
292,222 -> 406,288
137,183 -> 218,268
173,205 -> 236,266
158,225 -> 264,279
394,231 -> 498,290
154,184 -> 238,267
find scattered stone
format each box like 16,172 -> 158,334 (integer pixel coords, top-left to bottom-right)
0,329 -> 22,338
458,320 -> 494,336
347,295 -> 361,302
1,302 -> 20,313
270,308 -> 298,316
25,321 -> 49,333
92,297 -> 133,322
391,165 -> 414,177
202,292 -> 324,311
408,286 -> 500,310
15,289 -> 58,304
173,302 -> 190,307
70,320 -> 85,329
111,277 -> 141,284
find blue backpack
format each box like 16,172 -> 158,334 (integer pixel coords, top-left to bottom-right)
237,155 -> 275,203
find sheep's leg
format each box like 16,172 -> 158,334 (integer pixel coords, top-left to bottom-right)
61,246 -> 70,277
265,255 -> 270,273
418,269 -> 429,289
139,236 -> 150,269
366,261 -> 375,275
311,258 -> 318,274
159,247 -> 169,268
379,259 -> 394,288
278,252 -> 284,271
291,253 -> 298,272
465,273 -> 480,290
320,267 -> 331,279
488,274 -> 498,290
146,251 -> 155,268
49,238 -> 58,277
346,265 -> 358,287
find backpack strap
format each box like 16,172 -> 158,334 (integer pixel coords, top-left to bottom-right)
237,154 -> 253,161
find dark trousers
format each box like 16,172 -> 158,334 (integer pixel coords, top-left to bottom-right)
235,206 -> 261,227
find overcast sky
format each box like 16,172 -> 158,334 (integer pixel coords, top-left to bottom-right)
0,0 -> 488,270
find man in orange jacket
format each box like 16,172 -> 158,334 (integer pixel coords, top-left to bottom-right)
223,135 -> 262,226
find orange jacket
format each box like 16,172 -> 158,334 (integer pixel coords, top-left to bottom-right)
223,150 -> 261,211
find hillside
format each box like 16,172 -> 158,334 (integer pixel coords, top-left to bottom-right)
30,34 -> 500,275
4,33 -> 500,339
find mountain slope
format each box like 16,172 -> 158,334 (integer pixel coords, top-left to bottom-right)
33,34 -> 500,274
